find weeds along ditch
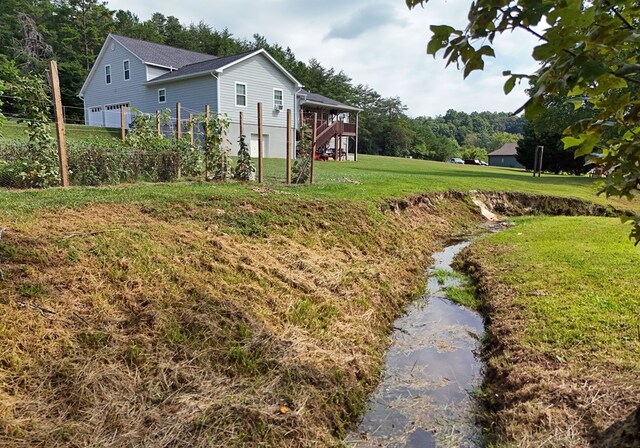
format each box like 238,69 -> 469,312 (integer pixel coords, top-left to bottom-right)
0,189 -> 636,447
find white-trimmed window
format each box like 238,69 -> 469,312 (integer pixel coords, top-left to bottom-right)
105,65 -> 111,84
158,88 -> 166,103
123,60 -> 130,81
235,82 -> 247,107
273,88 -> 283,110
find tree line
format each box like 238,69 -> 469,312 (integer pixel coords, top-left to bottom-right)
1,0 -> 589,172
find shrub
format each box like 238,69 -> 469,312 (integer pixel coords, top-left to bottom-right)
234,134 -> 255,182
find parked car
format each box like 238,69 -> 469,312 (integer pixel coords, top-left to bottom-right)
450,157 -> 464,164
479,160 -> 488,166
464,159 -> 484,165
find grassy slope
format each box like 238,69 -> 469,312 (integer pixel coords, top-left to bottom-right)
1,119 -> 121,142
1,155 -> 639,446
0,189 -> 483,446
463,216 -> 640,447
1,155 -> 637,217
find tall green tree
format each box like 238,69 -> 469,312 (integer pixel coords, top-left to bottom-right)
406,0 -> 640,242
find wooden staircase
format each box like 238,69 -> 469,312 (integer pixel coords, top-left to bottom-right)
305,117 -> 357,150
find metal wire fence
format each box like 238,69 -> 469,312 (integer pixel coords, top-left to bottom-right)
0,139 -> 203,188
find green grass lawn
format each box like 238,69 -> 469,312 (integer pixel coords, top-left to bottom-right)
465,216 -> 640,445
1,119 -> 120,142
1,155 -> 636,218
474,216 -> 639,363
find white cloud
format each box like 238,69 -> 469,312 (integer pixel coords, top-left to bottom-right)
105,0 -> 539,117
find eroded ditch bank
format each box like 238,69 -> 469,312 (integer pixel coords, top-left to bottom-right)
345,240 -> 484,447
344,191 -> 632,448
0,190 -> 630,447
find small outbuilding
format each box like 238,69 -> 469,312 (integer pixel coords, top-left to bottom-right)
488,142 -> 524,168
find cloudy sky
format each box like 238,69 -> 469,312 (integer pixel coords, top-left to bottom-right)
105,0 -> 540,118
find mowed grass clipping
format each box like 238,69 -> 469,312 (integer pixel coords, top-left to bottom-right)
1,155 -> 637,219
464,216 -> 640,446
0,191 -> 482,447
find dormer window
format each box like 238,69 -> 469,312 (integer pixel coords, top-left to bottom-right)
105,65 -> 111,84
123,60 -> 130,80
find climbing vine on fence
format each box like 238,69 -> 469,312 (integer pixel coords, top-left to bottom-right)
293,122 -> 312,184
202,113 -> 232,181
234,133 -> 255,182
0,66 -> 58,188
0,80 -> 4,135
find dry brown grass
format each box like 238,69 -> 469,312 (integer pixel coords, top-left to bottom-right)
0,193 -> 480,447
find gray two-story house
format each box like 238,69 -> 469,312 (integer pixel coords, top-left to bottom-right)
79,34 -> 305,158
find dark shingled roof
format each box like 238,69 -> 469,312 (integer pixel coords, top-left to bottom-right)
299,89 -> 361,112
149,50 -> 257,83
111,34 -> 215,68
488,142 -> 519,156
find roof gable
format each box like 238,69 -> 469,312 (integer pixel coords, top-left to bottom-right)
110,34 -> 215,69
147,49 -> 302,87
148,50 -> 256,83
488,142 -> 519,156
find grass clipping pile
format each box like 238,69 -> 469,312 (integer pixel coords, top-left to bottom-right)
0,194 -> 478,447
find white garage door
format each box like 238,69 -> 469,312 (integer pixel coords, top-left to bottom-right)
87,106 -> 103,126
104,103 -> 131,128
250,133 -> 269,158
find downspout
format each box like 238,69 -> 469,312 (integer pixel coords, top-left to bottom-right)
211,70 -> 222,115
77,93 -> 86,125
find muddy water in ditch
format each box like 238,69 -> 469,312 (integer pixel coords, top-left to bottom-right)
345,241 -> 484,447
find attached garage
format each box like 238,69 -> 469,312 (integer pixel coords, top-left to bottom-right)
87,103 -> 131,128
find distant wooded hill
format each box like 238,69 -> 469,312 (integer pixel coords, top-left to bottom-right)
0,0 -> 525,158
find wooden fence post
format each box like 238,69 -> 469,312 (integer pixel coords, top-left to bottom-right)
189,113 -> 194,146
533,145 -> 540,177
204,104 -> 210,180
175,103 -> 182,178
286,109 -> 292,185
537,145 -> 544,177
156,110 -> 161,136
239,111 -> 244,136
176,102 -> 181,141
120,106 -> 126,143
310,112 -> 317,185
258,102 -> 264,184
48,60 -> 69,187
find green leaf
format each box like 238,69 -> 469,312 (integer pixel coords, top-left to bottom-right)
562,136 -> 583,149
504,76 -> 517,94
427,36 -> 448,56
532,43 -> 556,61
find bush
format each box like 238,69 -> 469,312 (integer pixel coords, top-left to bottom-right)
0,142 -> 59,188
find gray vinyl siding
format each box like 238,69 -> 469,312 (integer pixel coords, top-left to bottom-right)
220,54 -> 296,158
83,36 -> 149,124
152,76 -> 218,117
488,155 -> 524,169
83,36 -> 217,124
146,65 -> 171,81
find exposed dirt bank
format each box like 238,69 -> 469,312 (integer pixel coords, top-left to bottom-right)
0,191 -> 632,447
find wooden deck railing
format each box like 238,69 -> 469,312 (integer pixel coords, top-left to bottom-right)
303,116 -> 357,149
